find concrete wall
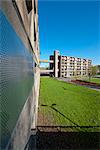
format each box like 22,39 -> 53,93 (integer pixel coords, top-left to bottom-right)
54,50 -> 59,77
0,0 -> 40,149
50,50 -> 92,78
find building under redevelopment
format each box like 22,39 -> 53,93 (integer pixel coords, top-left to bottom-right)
0,0 -> 40,149
50,51 -> 92,78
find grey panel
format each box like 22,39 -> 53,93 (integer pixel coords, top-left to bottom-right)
0,10 -> 34,149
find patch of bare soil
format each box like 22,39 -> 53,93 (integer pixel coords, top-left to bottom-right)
37,105 -> 59,132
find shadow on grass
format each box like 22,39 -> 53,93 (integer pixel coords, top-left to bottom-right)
27,131 -> 100,150
26,104 -> 100,149
41,104 -> 100,130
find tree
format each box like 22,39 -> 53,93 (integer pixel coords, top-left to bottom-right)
97,65 -> 100,74
91,66 -> 97,76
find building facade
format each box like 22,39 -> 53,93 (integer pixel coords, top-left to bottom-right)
0,0 -> 40,149
50,51 -> 92,78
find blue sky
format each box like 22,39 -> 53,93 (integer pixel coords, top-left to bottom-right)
38,0 -> 100,67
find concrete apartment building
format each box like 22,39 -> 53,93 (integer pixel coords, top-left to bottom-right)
0,0 -> 40,149
50,51 -> 92,78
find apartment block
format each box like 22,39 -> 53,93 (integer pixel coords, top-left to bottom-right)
50,51 -> 92,78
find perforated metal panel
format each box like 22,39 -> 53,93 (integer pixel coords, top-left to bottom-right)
0,10 -> 34,149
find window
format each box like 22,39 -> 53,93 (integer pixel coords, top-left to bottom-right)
34,22 -> 36,42
25,0 -> 32,14
34,0 -> 36,14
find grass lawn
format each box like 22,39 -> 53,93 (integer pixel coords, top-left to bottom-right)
81,77 -> 100,84
88,78 -> 100,84
39,77 -> 100,132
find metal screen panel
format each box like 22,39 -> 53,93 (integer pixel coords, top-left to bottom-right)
0,10 -> 34,149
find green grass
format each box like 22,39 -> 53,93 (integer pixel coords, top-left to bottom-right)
39,77 -> 100,132
81,77 -> 100,84
88,78 -> 100,84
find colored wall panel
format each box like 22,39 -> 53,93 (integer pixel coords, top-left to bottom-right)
0,11 -> 34,149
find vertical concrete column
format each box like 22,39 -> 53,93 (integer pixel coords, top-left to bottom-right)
67,57 -> 70,77
86,60 -> 89,76
54,50 -> 59,77
29,9 -> 34,49
59,56 -> 62,77
74,58 -> 77,77
81,59 -> 83,76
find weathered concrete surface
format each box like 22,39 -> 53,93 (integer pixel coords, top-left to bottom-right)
7,86 -> 35,150
40,70 -> 53,73
49,50 -> 92,78
1,0 -> 40,149
6,68 -> 40,150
